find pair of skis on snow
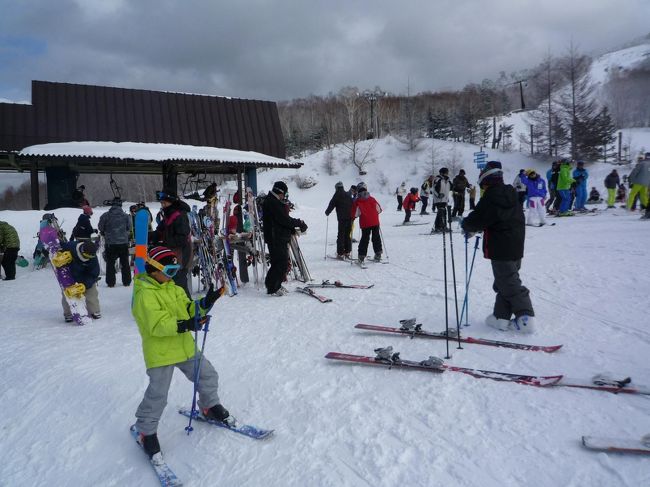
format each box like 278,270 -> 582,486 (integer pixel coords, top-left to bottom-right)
131,409 -> 274,486
295,280 -> 374,303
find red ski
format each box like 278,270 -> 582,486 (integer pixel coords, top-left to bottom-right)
582,435 -> 650,455
325,351 -> 563,387
354,322 -> 562,353
295,287 -> 332,303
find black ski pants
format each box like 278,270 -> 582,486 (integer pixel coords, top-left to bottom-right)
396,195 -> 403,211
420,195 -> 429,214
434,203 -> 449,231
265,241 -> 289,294
1,247 -> 18,280
105,244 -> 132,287
404,208 -> 412,223
452,192 -> 465,217
336,219 -> 352,256
358,225 -> 382,258
491,259 -> 534,320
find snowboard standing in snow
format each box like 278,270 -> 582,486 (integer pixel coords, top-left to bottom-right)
582,435 -> 650,455
39,225 -> 91,326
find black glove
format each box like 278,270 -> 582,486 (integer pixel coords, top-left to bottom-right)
203,284 -> 225,309
177,315 -> 209,333
299,221 -> 308,233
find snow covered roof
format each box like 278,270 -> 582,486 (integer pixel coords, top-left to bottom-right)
18,141 -> 298,167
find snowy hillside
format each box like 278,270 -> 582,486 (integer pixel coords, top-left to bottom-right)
1,139 -> 649,487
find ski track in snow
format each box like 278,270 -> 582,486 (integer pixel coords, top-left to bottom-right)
2,153 -> 650,486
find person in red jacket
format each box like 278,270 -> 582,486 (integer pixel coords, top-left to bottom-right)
350,182 -> 383,262
402,187 -> 420,223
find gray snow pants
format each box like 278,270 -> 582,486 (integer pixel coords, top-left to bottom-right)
62,284 -> 100,317
135,354 -> 222,435
491,259 -> 534,320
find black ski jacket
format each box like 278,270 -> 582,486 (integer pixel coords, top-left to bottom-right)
262,194 -> 303,246
325,187 -> 353,221
153,200 -> 192,267
461,183 -> 525,261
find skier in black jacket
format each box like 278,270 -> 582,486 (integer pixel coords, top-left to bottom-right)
152,190 -> 192,297
262,181 -> 307,295
461,161 -> 535,334
325,181 -> 353,259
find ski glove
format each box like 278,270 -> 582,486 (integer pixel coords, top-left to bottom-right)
203,284 -> 225,309
299,221 -> 308,233
177,315 -> 209,333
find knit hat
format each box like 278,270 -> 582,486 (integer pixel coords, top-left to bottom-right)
271,181 -> 288,195
357,182 -> 367,192
82,205 -> 93,216
335,181 -> 344,189
410,187 -> 418,194
76,241 -> 97,261
459,169 -> 465,176
439,167 -> 449,175
478,161 -> 503,186
145,246 -> 178,274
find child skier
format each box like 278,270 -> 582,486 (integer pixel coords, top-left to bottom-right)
402,187 -> 420,223
519,170 -> 547,226
60,240 -> 101,321
350,182 -> 383,262
461,161 -> 535,333
131,246 -> 228,459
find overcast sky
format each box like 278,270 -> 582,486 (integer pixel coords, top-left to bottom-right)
1,0 -> 649,103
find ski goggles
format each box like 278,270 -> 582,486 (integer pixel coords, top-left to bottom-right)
155,191 -> 178,202
146,257 -> 181,278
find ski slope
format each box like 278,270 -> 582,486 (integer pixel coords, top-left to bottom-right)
1,138 -> 649,487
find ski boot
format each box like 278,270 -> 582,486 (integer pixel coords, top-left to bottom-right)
203,404 -> 237,427
373,253 -> 382,262
485,314 -> 511,331
510,315 -> 535,334
137,431 -> 161,459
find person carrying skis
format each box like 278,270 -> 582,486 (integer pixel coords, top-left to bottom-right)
0,220 -> 20,281
71,206 -> 97,240
519,170 -> 548,226
152,190 -> 193,297
98,198 -> 133,288
626,155 -> 650,211
513,169 -> 527,205
556,159 -> 575,216
262,181 -> 308,295
451,169 -> 469,217
432,168 -> 452,233
461,161 -> 535,333
604,169 -> 620,208
420,176 -> 434,215
402,187 -> 420,223
132,246 -> 229,460
60,240 -> 101,321
572,161 -> 589,212
395,182 -> 407,211
350,182 -> 383,263
545,161 -> 560,213
325,181 -> 353,259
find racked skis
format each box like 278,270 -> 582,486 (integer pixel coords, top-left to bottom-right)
178,407 -> 273,440
295,287 -> 332,303
129,425 -> 183,487
325,352 -> 563,387
582,435 -> 650,455
354,323 -> 562,353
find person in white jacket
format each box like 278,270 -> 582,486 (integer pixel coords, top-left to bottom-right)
432,168 -> 452,233
395,182 -> 407,211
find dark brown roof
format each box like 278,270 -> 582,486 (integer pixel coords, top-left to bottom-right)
0,80 -> 285,158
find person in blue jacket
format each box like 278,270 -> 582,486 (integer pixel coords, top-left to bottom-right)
572,161 -> 589,212
520,170 -> 548,226
60,240 -> 101,322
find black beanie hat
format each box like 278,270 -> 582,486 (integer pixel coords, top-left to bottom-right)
272,181 -> 288,195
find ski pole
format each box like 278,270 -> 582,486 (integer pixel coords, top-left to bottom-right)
464,233 -> 469,327
446,206 -> 462,350
324,214 -> 329,260
442,219 -> 450,359
378,226 -> 389,261
185,303 -> 211,435
460,235 -> 481,326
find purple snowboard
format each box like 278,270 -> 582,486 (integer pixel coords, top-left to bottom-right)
39,226 -> 91,326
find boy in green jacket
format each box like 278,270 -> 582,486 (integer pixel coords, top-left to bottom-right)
132,246 -> 227,459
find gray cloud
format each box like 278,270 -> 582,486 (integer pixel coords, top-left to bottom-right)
0,0 -> 648,102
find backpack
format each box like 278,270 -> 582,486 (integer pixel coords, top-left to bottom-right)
421,181 -> 428,192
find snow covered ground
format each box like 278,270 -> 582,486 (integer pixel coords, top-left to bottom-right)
1,138 -> 649,487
